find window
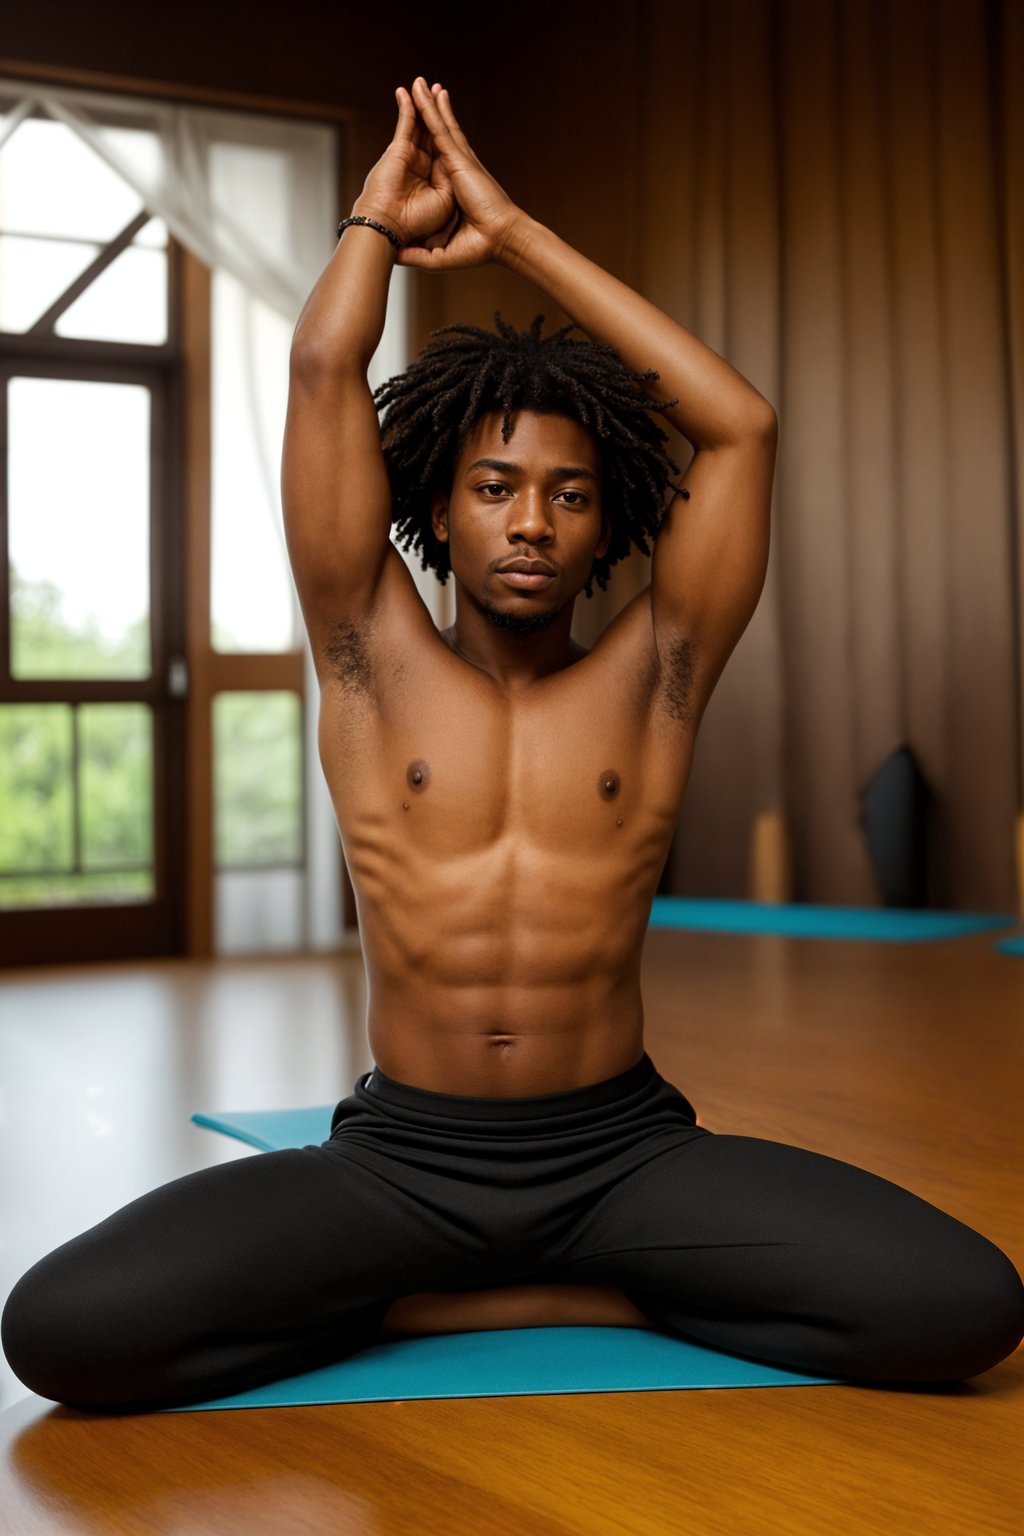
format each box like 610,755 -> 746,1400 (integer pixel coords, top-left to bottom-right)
0,87 -> 336,960
0,81 -> 411,961
0,106 -> 177,954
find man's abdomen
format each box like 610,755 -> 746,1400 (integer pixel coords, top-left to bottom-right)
351,837 -> 654,1095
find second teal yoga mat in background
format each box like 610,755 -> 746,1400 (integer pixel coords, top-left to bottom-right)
648,897 -> 1015,942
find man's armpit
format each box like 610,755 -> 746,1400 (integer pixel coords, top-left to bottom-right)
656,633 -> 699,727
323,619 -> 374,694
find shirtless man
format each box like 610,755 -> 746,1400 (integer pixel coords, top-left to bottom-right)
287,79 -> 775,1338
3,80 -> 1022,1410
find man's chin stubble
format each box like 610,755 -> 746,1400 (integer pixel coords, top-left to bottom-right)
481,598 -> 564,637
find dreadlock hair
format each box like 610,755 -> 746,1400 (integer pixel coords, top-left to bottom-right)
373,313 -> 682,599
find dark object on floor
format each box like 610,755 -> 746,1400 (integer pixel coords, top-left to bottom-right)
859,744 -> 931,908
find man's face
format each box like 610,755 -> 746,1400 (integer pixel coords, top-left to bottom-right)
430,410 -> 611,635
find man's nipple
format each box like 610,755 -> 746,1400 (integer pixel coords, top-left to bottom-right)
598,769 -> 621,800
406,759 -> 431,793
598,769 -> 624,826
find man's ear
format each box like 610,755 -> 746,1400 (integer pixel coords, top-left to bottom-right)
594,514 -> 612,563
430,491 -> 450,543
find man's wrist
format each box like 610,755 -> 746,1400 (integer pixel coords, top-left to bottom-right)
348,200 -> 409,249
493,211 -> 543,273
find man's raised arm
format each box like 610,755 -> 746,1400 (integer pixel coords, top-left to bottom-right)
281,88 -> 454,666
400,80 -> 777,715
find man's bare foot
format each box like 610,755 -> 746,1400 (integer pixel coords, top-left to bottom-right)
380,1282 -> 655,1338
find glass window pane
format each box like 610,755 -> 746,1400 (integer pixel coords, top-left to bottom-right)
8,377 -> 151,679
0,704 -> 73,875
209,143 -> 292,272
136,216 -> 168,249
79,704 -> 153,869
0,117 -> 145,243
213,692 -> 303,866
55,244 -> 168,345
102,126 -> 163,201
0,869 -> 153,910
0,233 -> 100,333
0,118 -> 167,339
210,268 -> 298,652
215,869 -> 304,956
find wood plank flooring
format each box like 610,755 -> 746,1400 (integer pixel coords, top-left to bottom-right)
1,927 -> 1022,1534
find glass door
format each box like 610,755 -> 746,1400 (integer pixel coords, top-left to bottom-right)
0,101 -> 186,965
0,361 -> 185,964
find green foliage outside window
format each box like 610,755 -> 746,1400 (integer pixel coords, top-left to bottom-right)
0,575 -> 303,910
213,691 -> 303,867
11,570 -> 149,679
0,703 -> 74,872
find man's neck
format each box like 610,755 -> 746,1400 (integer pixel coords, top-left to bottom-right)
441,590 -> 586,690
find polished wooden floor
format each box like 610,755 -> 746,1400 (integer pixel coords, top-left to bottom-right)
1,927 -> 1023,1534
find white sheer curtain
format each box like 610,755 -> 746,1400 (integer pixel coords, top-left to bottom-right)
0,77 -> 415,953
17,86 -> 333,319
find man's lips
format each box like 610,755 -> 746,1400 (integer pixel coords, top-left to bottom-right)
497,570 -> 556,588
496,558 -> 557,588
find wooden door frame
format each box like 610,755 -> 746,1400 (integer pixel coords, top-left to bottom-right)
0,332 -> 187,964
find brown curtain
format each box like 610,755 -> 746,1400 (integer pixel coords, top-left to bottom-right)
418,0 -> 1022,913
1005,0 -> 1024,913
638,0 -> 1021,910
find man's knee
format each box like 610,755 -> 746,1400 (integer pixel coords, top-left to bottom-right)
853,1226 -> 1024,1382
922,1236 -> 1024,1381
626,1223 -> 1024,1385
2,1244 -> 157,1409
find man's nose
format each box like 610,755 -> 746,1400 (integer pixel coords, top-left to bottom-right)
506,489 -> 553,541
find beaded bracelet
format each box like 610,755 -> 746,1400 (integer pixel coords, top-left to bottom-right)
337,214 -> 402,249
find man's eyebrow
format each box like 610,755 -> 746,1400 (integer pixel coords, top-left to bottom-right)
467,458 -> 520,475
549,465 -> 598,482
466,458 -> 598,482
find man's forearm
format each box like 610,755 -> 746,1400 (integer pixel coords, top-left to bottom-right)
291,215 -> 396,376
498,217 -> 775,449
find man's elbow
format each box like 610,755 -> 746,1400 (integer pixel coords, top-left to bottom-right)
749,398 -> 778,443
717,396 -> 777,451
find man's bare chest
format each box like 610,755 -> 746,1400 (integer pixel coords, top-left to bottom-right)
317,637 -> 695,860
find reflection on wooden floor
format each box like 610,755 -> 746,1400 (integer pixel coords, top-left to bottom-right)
1,927 -> 1023,1534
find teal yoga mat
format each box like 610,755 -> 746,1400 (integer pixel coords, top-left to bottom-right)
995,933 -> 1024,957
192,1104 -> 333,1152
185,1105 -> 846,1407
648,897 -> 1016,942
166,1325 -> 843,1411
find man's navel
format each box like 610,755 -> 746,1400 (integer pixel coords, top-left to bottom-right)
487,1035 -> 518,1054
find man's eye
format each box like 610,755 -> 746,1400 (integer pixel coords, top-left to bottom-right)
557,490 -> 588,506
478,482 -> 508,497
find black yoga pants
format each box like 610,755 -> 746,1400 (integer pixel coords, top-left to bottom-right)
4,1051 -> 1023,1411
